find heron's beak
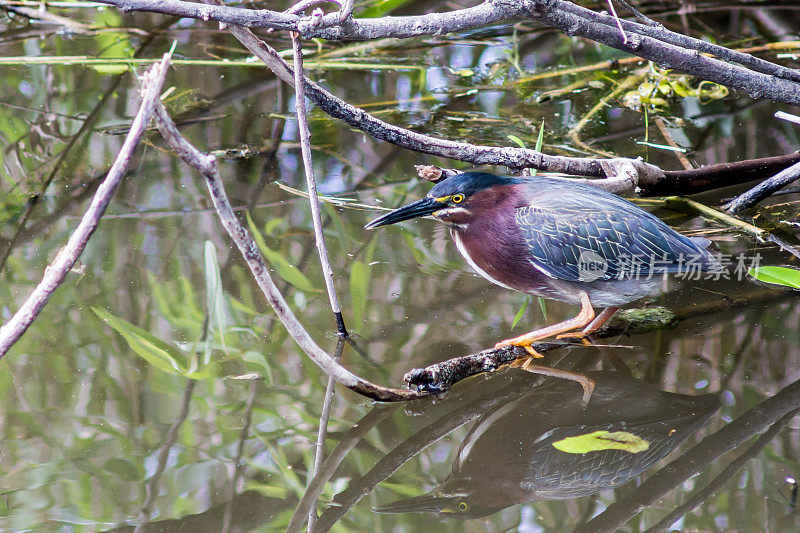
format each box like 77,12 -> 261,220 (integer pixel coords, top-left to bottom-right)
373,493 -> 444,514
364,197 -> 440,229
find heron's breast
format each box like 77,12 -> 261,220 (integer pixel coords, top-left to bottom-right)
451,223 -> 542,293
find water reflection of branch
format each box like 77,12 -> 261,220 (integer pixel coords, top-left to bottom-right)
0,26 -> 167,275
135,380 -> 197,529
578,378 -> 800,533
305,353 -> 596,532
643,408 -> 799,533
288,403 -> 400,532
0,55 -> 172,359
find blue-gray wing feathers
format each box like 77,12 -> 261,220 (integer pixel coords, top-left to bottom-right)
515,184 -> 720,282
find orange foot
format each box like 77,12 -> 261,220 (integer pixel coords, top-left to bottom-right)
495,291 -> 595,355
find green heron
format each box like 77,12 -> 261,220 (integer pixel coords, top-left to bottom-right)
374,371 -> 720,518
366,172 -> 719,370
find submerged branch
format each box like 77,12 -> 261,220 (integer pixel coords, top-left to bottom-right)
0,55 -> 172,359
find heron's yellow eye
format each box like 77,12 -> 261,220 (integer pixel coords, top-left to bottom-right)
452,194 -> 465,204
458,501 -> 469,513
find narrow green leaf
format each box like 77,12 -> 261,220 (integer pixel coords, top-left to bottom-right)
103,458 -> 141,481
748,266 -> 800,289
204,240 -> 227,361
92,307 -> 187,375
531,119 -> 545,176
359,0 -> 415,18
538,296 -> 548,321
350,260 -> 369,327
507,134 -> 526,148
511,296 -> 530,329
91,11 -> 134,74
245,212 -> 316,293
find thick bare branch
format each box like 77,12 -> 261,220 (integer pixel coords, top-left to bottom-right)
0,55 -> 172,359
97,0 -> 800,104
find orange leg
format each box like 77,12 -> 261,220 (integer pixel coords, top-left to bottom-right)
494,291 -> 595,357
556,305 -> 619,340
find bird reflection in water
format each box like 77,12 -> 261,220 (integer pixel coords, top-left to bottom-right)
367,173 -> 721,396
374,371 -> 720,519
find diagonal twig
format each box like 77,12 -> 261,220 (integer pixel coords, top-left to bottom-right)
0,54 -> 172,359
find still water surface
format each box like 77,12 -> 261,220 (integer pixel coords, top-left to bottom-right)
1,2 -> 799,531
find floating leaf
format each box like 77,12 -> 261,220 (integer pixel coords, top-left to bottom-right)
553,430 -> 650,454
245,212 -> 316,293
748,266 -> 800,290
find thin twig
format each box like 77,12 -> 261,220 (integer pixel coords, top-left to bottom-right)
725,159 -> 800,214
614,0 -> 662,27
664,196 -> 800,260
654,117 -> 693,171
291,31 -> 348,337
606,0 -> 628,44
569,71 -> 645,157
150,101 -> 424,401
0,54 -> 172,359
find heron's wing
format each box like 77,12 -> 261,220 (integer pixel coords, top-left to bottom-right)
515,199 -> 715,282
